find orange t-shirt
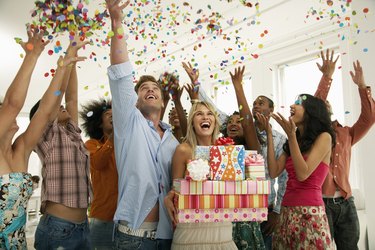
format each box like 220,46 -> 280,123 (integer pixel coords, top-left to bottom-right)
86,138 -> 118,221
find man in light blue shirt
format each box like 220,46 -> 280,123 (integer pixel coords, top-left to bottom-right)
252,95 -> 288,250
106,1 -> 178,249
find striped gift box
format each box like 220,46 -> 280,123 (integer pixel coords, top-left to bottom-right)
177,207 -> 268,223
175,193 -> 268,209
173,179 -> 270,195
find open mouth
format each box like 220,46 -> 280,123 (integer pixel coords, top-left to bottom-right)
200,121 -> 211,130
146,94 -> 156,100
290,109 -> 295,116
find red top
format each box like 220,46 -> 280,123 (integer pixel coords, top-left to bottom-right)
282,157 -> 329,206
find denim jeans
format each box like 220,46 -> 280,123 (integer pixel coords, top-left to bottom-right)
324,196 -> 360,250
114,227 -> 171,250
34,214 -> 91,250
89,218 -> 115,250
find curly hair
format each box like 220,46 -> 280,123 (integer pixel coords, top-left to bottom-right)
80,98 -> 112,140
219,111 -> 246,146
283,94 -> 336,156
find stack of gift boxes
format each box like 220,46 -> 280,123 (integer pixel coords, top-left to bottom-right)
174,144 -> 270,223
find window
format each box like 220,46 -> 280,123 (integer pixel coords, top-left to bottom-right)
279,54 -> 344,123
214,78 -> 253,115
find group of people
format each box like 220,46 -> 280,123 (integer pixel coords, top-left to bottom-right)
1,0 -> 374,250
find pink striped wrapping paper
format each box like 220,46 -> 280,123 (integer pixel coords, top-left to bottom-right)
173,179 -> 270,195
175,193 -> 268,209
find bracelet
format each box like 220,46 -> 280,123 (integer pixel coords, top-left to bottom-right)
190,99 -> 200,104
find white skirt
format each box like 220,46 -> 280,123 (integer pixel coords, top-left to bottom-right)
171,222 -> 237,250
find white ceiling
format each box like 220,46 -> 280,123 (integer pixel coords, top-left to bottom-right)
0,0 -> 350,114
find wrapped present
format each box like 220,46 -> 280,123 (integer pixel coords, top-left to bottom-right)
185,159 -> 210,181
195,146 -> 210,162
245,152 -> 266,180
173,179 -> 271,195
177,207 -> 268,223
209,145 -> 245,180
175,193 -> 268,209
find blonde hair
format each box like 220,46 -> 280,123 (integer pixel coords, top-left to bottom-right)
183,101 -> 220,158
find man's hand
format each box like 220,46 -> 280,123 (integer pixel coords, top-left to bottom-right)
350,60 -> 366,89
316,49 -> 339,79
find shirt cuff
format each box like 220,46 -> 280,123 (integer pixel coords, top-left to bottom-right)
107,61 -> 133,80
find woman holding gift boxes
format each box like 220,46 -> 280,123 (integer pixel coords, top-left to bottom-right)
256,94 -> 335,249
165,100 -> 237,250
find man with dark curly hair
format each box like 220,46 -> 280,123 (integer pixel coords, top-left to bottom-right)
80,98 -> 117,249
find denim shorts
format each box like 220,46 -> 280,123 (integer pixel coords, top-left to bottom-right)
34,214 -> 91,250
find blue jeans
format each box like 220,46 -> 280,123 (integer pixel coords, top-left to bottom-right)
34,214 -> 91,250
114,227 -> 171,250
89,218 -> 115,249
324,196 -> 360,250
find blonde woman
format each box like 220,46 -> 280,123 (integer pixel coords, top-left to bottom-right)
165,101 -> 237,250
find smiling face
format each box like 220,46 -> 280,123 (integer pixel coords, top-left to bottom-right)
136,81 -> 164,114
226,114 -> 243,138
169,107 -> 180,128
192,104 -> 216,138
290,96 -> 305,126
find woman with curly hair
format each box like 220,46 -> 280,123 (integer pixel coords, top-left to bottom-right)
256,94 -> 335,249
80,98 -> 117,249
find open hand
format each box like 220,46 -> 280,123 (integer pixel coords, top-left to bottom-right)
350,60 -> 366,89
182,62 -> 199,84
19,25 -> 49,56
316,49 -> 339,78
271,112 -> 297,138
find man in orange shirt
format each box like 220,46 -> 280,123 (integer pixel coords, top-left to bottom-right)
80,99 -> 118,249
315,49 -> 375,249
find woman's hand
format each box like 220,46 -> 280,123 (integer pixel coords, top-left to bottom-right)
271,112 -> 297,139
182,62 -> 199,84
164,190 -> 178,227
19,25 -> 49,57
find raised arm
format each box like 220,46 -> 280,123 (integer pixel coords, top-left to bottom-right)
314,49 -> 339,100
271,112 -> 332,181
256,113 -> 287,178
65,37 -> 90,124
171,85 -> 188,137
0,26 -> 48,139
107,0 -> 130,65
230,66 -> 260,151
17,55 -> 86,162
348,60 -> 375,144
182,61 -> 228,124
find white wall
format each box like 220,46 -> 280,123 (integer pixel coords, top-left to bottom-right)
212,0 -> 375,247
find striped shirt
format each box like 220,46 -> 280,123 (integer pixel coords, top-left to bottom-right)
35,119 -> 92,213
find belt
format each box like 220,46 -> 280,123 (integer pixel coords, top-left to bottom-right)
117,223 -> 157,240
323,196 -> 346,205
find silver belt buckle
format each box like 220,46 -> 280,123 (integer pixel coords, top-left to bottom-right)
149,230 -> 156,240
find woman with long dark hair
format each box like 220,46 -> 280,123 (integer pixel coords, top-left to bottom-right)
256,94 -> 335,249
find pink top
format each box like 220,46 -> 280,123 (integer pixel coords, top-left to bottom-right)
282,156 -> 329,206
